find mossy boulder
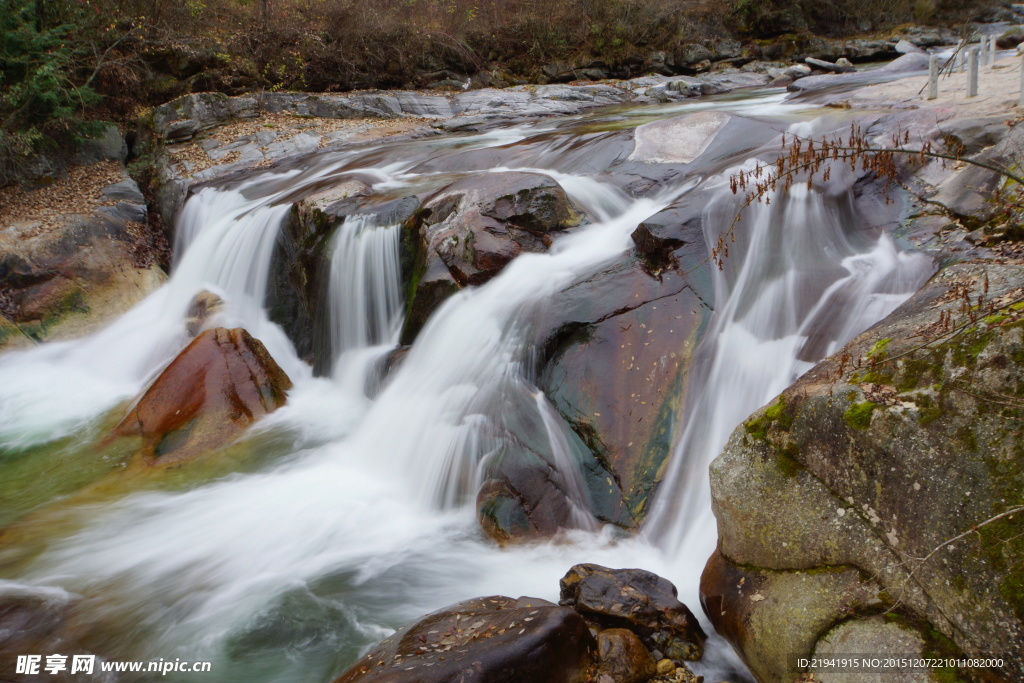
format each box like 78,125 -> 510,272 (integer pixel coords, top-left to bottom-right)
706,263 -> 1024,680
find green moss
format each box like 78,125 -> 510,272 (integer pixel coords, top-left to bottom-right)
744,397 -> 791,441
983,314 -> 1009,325
860,370 -> 893,385
953,425 -> 977,451
777,441 -> 804,478
975,513 -> 1024,624
896,357 -> 935,392
867,337 -> 891,359
917,399 -> 943,425
843,401 -> 876,430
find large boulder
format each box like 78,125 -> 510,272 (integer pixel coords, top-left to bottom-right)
535,204 -> 712,525
705,262 -> 1024,681
333,596 -> 595,683
559,564 -> 706,662
113,327 -> 292,463
930,123 -> 1024,228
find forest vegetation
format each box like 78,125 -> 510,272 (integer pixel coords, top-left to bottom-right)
0,0 -> 999,178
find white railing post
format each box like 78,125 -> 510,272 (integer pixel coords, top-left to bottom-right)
968,48 -> 979,97
928,54 -> 938,100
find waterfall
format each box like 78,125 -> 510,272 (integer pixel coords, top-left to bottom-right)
0,183 -> 303,451
644,159 -> 935,552
0,97 -> 937,683
326,215 -> 404,396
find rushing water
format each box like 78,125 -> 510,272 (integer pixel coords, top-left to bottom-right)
0,90 -> 934,682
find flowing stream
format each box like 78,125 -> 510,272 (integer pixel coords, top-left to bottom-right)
0,90 -> 935,682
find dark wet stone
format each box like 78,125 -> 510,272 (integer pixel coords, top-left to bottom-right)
334,596 -> 595,683
560,563 -> 706,662
596,628 -> 657,683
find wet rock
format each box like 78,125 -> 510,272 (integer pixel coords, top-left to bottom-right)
596,628 -> 656,683
185,290 -> 225,337
706,263 -> 1024,678
805,57 -> 856,74
536,256 -> 710,522
0,586 -> 88,683
630,205 -> 705,276
113,327 -> 292,463
560,563 -> 706,662
475,371 -> 634,544
334,596 -> 595,683
532,199 -> 712,524
477,458 -> 579,545
629,112 -> 731,164
414,171 -> 582,289
266,184 -> 418,368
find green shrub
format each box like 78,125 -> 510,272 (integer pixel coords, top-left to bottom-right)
0,0 -> 104,177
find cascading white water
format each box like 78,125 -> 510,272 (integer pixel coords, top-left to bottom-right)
645,156 -> 935,553
326,214 -> 404,397
0,97 -> 937,683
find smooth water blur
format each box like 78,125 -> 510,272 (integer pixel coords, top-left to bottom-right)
0,90 -> 934,683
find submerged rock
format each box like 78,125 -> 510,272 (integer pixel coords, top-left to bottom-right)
560,563 -> 706,662
333,596 -> 595,683
113,327 -> 292,462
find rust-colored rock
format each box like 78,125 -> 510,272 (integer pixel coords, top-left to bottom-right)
334,596 -> 595,683
114,327 -> 292,462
